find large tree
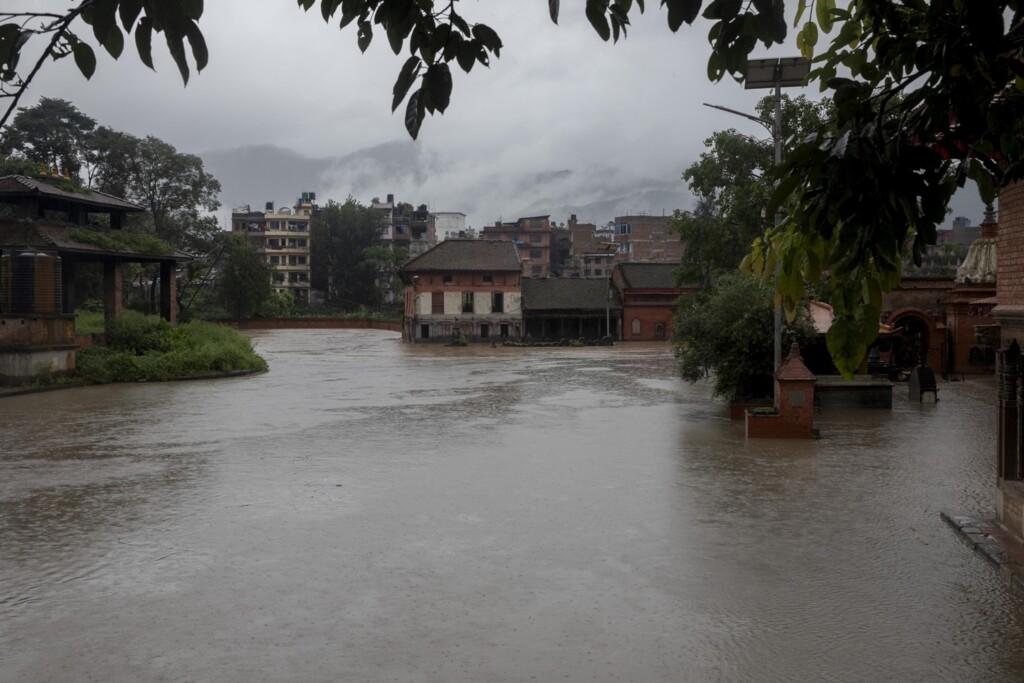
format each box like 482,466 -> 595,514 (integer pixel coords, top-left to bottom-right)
674,271 -> 815,401
217,234 -> 273,320
670,94 -> 833,286
310,198 -> 386,310
2,1 -> 1022,373
0,97 -> 96,177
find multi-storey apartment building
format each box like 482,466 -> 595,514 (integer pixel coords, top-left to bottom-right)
231,193 -> 315,305
481,215 -> 554,278
612,214 -> 684,263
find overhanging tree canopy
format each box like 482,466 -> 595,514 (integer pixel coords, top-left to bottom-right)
3,1 -> 1021,373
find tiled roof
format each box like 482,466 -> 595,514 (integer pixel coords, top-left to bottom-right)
0,175 -> 146,212
522,278 -> 621,312
0,222 -> 190,261
617,262 -> 684,289
775,343 -> 816,381
400,239 -> 521,272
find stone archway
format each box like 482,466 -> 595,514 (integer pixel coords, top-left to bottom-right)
885,308 -> 944,374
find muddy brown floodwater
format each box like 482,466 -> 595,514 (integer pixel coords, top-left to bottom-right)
2,329 -> 1024,682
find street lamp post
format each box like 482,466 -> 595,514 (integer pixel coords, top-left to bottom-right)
703,56 -> 810,375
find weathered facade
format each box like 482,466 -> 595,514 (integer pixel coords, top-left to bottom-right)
232,194 -> 315,305
521,278 -> 620,341
399,240 -> 523,342
996,182 -> 1024,541
481,216 -> 554,278
611,215 -> 683,263
611,262 -> 694,341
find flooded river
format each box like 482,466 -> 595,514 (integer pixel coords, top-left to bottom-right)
2,329 -> 1024,681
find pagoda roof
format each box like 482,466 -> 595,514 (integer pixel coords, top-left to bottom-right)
0,222 -> 190,262
0,175 -> 146,213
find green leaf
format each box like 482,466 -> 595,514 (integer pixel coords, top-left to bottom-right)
550,0 -> 560,24
72,40 -> 97,79
793,0 -> 807,27
102,24 -> 125,59
663,0 -> 701,31
586,1 -> 611,41
184,20 -> 208,72
392,55 -> 421,112
357,20 -> 373,52
796,21 -> 818,59
455,41 -> 476,72
90,0 -> 118,43
815,0 -> 836,33
471,23 -> 502,56
118,0 -> 144,31
180,0 -> 205,21
165,30 -> 191,84
135,17 -> 154,69
404,88 -> 423,139
424,62 -> 452,114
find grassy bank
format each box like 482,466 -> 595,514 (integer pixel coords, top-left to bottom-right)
75,311 -> 267,384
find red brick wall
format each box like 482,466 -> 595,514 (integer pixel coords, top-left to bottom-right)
1000,182 -> 1024,303
622,303 -> 674,341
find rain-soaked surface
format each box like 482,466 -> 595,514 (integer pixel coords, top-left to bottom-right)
2,329 -> 1024,682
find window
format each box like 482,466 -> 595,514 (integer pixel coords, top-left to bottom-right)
480,324 -> 490,338
420,324 -> 430,339
655,322 -> 666,339
431,292 -> 444,314
269,221 -> 280,230
593,269 -> 602,277
530,250 -> 542,259
531,266 -> 541,275
530,234 -> 541,243
482,275 -> 493,285
462,292 -> 474,313
270,256 -> 280,265
500,323 -> 510,338
632,318 -> 641,335
616,222 -> 632,235
584,269 -> 591,277
492,292 -> 504,313
443,274 -> 453,284
298,239 -> 307,248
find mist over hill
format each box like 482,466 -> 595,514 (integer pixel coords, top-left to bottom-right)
200,140 -> 695,229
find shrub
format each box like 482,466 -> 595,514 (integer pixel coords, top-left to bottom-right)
74,315 -> 266,384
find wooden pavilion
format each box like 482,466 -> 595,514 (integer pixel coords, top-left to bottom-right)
0,172 -> 191,383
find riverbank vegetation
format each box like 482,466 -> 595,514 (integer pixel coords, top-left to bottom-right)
74,312 -> 266,384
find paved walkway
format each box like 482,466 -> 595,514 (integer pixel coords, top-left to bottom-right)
942,511 -> 1024,595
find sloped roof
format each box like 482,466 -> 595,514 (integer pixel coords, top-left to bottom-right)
616,262 -> 686,289
775,343 -> 816,381
522,278 -> 622,312
400,239 -> 521,273
0,175 -> 146,212
0,222 -> 190,262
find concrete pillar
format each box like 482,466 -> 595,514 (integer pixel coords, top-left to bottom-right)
103,260 -> 122,330
160,261 -> 177,324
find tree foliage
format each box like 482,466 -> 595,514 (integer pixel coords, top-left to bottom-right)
217,234 -> 274,320
310,198 -> 386,310
673,272 -> 815,401
669,95 -> 832,286
1,98 -> 222,317
4,2 -> 1023,374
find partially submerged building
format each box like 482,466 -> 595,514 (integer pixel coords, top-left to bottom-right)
399,239 -> 523,342
521,278 -> 620,340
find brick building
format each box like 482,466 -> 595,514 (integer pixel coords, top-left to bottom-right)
996,182 -> 1024,540
482,215 -> 554,278
611,262 -> 695,341
399,239 -> 523,342
611,214 -> 683,263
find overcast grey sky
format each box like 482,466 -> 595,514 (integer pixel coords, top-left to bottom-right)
19,1 -> 984,228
